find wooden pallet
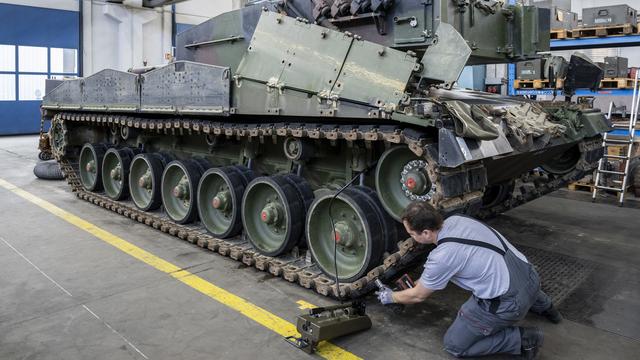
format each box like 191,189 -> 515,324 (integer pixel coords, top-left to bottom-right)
568,181 -> 595,192
550,28 -> 570,40
600,77 -> 635,89
514,78 -> 564,89
606,142 -> 640,158
611,121 -> 640,131
570,23 -> 636,38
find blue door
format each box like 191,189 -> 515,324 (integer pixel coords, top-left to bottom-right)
0,4 -> 79,135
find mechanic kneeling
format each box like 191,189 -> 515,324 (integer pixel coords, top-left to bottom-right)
377,202 -> 562,359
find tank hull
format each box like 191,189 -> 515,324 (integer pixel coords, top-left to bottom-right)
37,4 -> 609,298
41,108 -> 604,298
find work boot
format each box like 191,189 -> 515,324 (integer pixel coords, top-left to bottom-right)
520,327 -> 544,360
534,303 -> 563,324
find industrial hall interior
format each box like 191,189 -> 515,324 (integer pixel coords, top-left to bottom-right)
1,0 -> 640,359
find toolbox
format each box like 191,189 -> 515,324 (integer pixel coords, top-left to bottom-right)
603,57 -> 629,78
550,6 -> 578,30
517,59 -> 545,80
582,5 -> 638,27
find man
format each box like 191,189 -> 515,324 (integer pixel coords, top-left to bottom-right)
377,202 -> 562,359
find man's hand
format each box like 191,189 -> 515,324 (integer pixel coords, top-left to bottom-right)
391,282 -> 434,304
376,284 -> 395,305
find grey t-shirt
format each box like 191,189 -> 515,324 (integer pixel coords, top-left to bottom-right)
419,215 -> 528,299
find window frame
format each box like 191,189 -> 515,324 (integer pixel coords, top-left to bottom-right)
0,44 -> 78,102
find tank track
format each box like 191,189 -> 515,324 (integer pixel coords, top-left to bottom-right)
47,111 -> 601,299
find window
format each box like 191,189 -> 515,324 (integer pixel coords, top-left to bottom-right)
18,46 -> 47,73
0,45 -> 78,102
0,74 -> 15,101
18,74 -> 47,100
50,48 -> 77,74
0,45 -> 15,72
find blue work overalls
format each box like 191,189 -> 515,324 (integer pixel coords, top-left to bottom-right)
440,222 -> 552,357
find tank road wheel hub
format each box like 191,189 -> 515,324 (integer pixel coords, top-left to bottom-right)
79,143 -> 107,192
376,146 -> 435,221
212,190 -> 230,210
306,188 -> 385,282
197,166 -> 254,238
260,202 -> 283,225
172,176 -> 190,200
85,160 -> 96,173
138,170 -> 152,189
129,153 -> 167,211
102,147 -> 136,200
333,221 -> 357,249
242,175 -> 313,257
110,165 -> 121,180
161,160 -> 207,224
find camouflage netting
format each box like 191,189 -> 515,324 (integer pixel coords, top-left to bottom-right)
502,102 -> 567,143
443,100 -> 500,140
546,107 -> 586,141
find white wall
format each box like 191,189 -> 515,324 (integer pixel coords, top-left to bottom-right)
82,1 -> 172,74
0,0 -> 78,11
82,0 -> 235,75
174,0 -> 240,25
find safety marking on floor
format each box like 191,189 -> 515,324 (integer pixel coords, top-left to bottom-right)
0,235 -> 149,359
0,178 -> 361,360
296,300 -> 318,310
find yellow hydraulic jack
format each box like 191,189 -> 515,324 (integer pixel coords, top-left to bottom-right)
285,301 -> 372,354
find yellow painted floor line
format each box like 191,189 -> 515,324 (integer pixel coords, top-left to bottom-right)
0,178 -> 361,360
296,300 -> 318,310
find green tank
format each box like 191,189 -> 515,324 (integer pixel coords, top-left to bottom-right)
40,0 -> 609,298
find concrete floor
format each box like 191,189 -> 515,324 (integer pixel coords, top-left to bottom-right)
1,135 -> 639,360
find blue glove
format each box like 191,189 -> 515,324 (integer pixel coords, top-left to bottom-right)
376,285 -> 395,305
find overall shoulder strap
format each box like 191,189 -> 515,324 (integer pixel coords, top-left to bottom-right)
449,214 -> 509,252
438,237 -> 506,256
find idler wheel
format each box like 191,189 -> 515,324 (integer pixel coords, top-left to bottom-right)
241,174 -> 313,256
79,143 -> 108,192
481,181 -> 515,209
198,166 -> 254,238
161,159 -> 208,223
129,153 -> 169,211
375,146 -> 435,221
49,119 -> 67,159
102,147 -> 137,200
306,187 -> 385,282
540,145 -> 581,175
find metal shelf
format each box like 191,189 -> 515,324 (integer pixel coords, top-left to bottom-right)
515,89 -> 636,96
608,129 -> 639,139
551,35 -> 640,50
507,33 -> 640,96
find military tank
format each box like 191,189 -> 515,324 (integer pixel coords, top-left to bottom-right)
40,0 -> 609,298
